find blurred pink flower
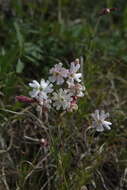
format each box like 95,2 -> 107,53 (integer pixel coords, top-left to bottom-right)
49,63 -> 68,85
91,110 -> 112,132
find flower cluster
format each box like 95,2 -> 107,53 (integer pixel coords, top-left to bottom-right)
16,58 -> 112,132
91,110 -> 112,132
27,59 -> 85,112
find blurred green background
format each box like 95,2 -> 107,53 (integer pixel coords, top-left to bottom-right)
0,0 -> 127,190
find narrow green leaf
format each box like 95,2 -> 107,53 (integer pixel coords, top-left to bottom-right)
16,59 -> 24,73
14,22 -> 24,53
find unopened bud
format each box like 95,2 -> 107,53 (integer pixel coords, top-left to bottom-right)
40,138 -> 48,146
16,96 -> 36,103
98,8 -> 119,16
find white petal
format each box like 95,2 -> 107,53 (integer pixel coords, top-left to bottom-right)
62,68 -> 69,77
57,76 -> 64,85
70,62 -> 75,72
75,63 -> 80,72
104,125 -> 111,130
103,121 -> 112,126
75,73 -> 82,82
100,110 -> 109,120
96,123 -> 104,132
57,62 -> 63,69
91,113 -> 96,120
103,121 -> 112,130
39,91 -> 48,99
29,89 -> 39,98
95,110 -> 100,120
40,79 -> 47,88
77,91 -> 84,97
29,80 -> 40,88
49,76 -> 56,83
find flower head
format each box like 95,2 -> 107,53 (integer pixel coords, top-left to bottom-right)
29,79 -> 53,99
52,88 -> 72,110
67,60 -> 82,83
91,110 -> 112,132
49,63 -> 68,85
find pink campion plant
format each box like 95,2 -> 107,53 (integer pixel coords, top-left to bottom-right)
16,58 -> 112,132
16,58 -> 85,112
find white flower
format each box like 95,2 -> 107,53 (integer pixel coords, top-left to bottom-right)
29,80 -> 41,98
29,79 -> 53,99
49,63 -> 68,85
67,61 -> 82,83
91,110 -> 112,132
52,88 -> 72,110
67,82 -> 85,97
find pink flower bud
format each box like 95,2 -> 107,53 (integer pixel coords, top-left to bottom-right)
71,96 -> 78,104
98,8 -> 119,16
40,138 -> 48,146
16,96 -> 36,103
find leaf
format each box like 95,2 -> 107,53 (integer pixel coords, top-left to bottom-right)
14,22 -> 24,53
0,48 -> 18,73
16,59 -> 24,73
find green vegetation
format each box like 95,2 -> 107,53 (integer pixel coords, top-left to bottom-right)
0,0 -> 127,189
